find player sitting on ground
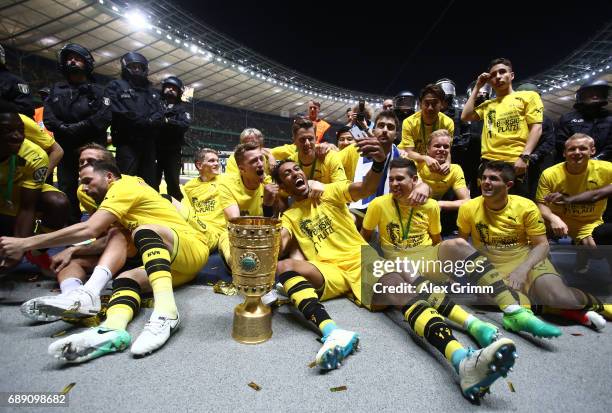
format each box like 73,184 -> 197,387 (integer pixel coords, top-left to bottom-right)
459,161 -> 610,331
0,161 -> 211,362
271,141 -> 518,403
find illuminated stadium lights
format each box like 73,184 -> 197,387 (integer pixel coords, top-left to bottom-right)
125,10 -> 149,30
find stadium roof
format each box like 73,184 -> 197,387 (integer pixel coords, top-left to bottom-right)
520,21 -> 612,119
1,0 -> 610,121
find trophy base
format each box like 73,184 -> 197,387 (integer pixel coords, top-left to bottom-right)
232,297 -> 272,344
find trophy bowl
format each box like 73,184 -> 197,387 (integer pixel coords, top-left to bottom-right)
227,216 -> 282,344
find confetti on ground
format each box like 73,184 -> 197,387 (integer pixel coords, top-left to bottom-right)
507,381 -> 516,393
330,386 -> 347,392
61,383 -> 76,395
51,330 -> 67,338
571,333 -> 583,336
248,382 -> 261,391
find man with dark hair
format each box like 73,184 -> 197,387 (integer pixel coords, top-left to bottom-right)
155,76 -> 191,201
459,161 -> 611,330
104,51 -> 163,187
286,117 -> 347,184
272,141 -> 519,402
336,125 -> 354,151
398,84 -> 455,170
0,102 -> 69,273
0,160 -> 211,363
462,58 -> 543,197
0,44 -> 34,118
20,144 -> 130,323
44,43 -> 111,223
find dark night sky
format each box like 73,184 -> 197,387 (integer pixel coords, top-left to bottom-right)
174,0 -> 611,96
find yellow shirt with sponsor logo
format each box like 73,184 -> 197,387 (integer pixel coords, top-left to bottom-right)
218,174 -> 272,217
287,150 -> 347,184
417,162 -> 467,200
363,194 -> 440,250
270,143 -> 297,161
98,175 -> 205,243
398,111 -> 455,153
1,139 -> 48,194
21,114 -> 55,151
281,181 -> 367,262
475,91 -> 543,162
457,195 -> 544,263
338,144 -> 360,182
535,160 -> 612,240
182,174 -> 227,234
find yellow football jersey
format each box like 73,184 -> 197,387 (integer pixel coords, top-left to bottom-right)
182,174 -> 227,234
338,144 -> 360,182
287,150 -> 347,184
270,143 -> 297,161
281,181 -> 367,262
363,194 -> 440,250
535,160 -> 612,241
21,114 -> 55,151
1,139 -> 48,194
475,91 -> 543,162
417,162 -> 467,200
98,175 -> 205,243
398,111 -> 455,153
457,195 -> 545,262
77,185 -> 98,215
218,173 -> 272,217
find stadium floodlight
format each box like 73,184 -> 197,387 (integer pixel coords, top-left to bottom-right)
125,9 -> 148,30
190,44 -> 197,53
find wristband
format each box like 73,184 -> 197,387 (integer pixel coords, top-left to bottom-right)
371,160 -> 385,173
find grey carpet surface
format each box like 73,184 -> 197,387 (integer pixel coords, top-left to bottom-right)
1,278 -> 611,413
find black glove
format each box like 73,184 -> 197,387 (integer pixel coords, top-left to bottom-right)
58,121 -> 87,137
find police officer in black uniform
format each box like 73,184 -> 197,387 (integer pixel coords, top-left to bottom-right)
44,43 -> 111,223
155,76 -> 191,201
105,52 -> 163,187
556,79 -> 611,162
0,44 -> 35,118
392,90 -> 416,145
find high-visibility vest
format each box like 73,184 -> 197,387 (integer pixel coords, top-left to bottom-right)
314,119 -> 331,143
34,106 -> 53,137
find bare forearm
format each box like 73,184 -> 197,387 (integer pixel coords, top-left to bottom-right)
523,124 -> 542,155
515,243 -> 549,274
567,186 -> 612,203
23,222 -> 99,251
47,144 -> 64,173
438,199 -> 468,211
537,203 -> 559,224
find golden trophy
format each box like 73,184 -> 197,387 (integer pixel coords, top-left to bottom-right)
227,217 -> 282,344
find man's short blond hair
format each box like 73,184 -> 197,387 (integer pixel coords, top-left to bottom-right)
239,128 -> 264,145
428,129 -> 452,146
565,133 -> 595,148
